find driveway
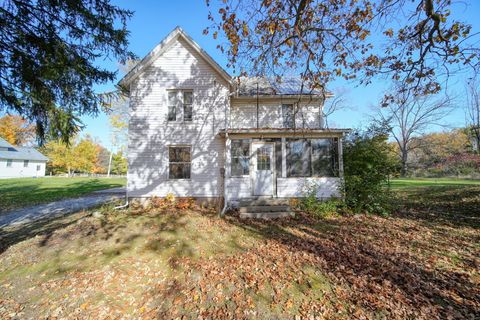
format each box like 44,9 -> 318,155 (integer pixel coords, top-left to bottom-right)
0,188 -> 125,228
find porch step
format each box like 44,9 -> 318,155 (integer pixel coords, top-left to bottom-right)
238,197 -> 294,219
239,211 -> 294,219
239,198 -> 291,207
239,205 -> 290,213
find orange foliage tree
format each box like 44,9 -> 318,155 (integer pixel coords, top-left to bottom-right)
0,115 -> 35,145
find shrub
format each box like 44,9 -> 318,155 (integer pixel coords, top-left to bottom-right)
298,184 -> 344,217
343,126 -> 398,215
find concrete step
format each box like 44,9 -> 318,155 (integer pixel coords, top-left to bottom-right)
239,205 -> 291,213
239,211 -> 294,219
239,198 -> 291,207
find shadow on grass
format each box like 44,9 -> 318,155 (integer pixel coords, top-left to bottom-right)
393,185 -> 480,229
0,212 -> 91,255
224,212 -> 479,318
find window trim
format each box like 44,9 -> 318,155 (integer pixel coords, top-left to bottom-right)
230,139 -> 250,177
168,145 -> 192,180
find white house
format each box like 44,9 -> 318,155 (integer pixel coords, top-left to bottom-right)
0,137 -> 48,179
119,27 -> 350,215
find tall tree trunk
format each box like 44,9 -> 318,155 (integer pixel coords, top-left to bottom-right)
400,149 -> 408,177
107,150 -> 113,177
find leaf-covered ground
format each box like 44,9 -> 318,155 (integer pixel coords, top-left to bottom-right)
0,185 -> 479,319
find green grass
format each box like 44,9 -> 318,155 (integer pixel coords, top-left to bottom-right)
389,177 -> 480,189
0,177 -> 126,212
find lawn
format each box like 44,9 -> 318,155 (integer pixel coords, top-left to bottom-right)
390,177 -> 480,189
0,184 -> 479,319
0,177 -> 126,212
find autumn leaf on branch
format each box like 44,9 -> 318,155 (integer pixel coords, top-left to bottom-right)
205,0 -> 480,100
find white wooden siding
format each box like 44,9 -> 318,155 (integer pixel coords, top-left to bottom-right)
127,37 -> 229,198
0,160 -> 46,179
276,177 -> 341,198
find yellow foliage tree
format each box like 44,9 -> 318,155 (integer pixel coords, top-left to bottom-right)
42,135 -> 103,175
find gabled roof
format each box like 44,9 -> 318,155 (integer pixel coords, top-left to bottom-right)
0,137 -> 48,161
118,26 -> 231,88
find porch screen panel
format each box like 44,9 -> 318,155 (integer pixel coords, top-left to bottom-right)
231,139 -> 250,176
311,138 -> 339,177
286,139 -> 311,177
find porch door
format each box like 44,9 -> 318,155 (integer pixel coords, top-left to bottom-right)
252,142 -> 274,196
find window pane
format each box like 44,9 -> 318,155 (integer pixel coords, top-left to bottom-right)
169,163 -> 191,179
168,91 -> 177,103
282,104 -> 294,128
287,139 -> 311,177
169,147 -> 191,162
257,146 -> 271,170
183,104 -> 192,121
312,138 -> 338,177
183,92 -> 193,104
168,105 -> 176,121
231,140 -> 250,176
168,92 -> 177,121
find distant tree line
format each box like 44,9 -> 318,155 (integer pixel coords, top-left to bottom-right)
0,114 -> 127,176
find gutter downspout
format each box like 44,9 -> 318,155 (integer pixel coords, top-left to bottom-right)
220,88 -> 237,217
115,187 -> 129,210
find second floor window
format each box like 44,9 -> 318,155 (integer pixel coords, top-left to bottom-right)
282,104 -> 294,128
167,90 -> 193,122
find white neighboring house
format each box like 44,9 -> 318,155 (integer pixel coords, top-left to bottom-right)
119,27 -> 350,207
0,137 -> 48,179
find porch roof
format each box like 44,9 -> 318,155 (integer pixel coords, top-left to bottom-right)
219,128 -> 351,138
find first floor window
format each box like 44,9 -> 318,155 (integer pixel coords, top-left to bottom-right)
24,160 -> 29,167
231,139 -> 250,176
287,138 -> 339,177
36,165 -> 41,171
169,146 -> 191,179
6,159 -> 12,167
